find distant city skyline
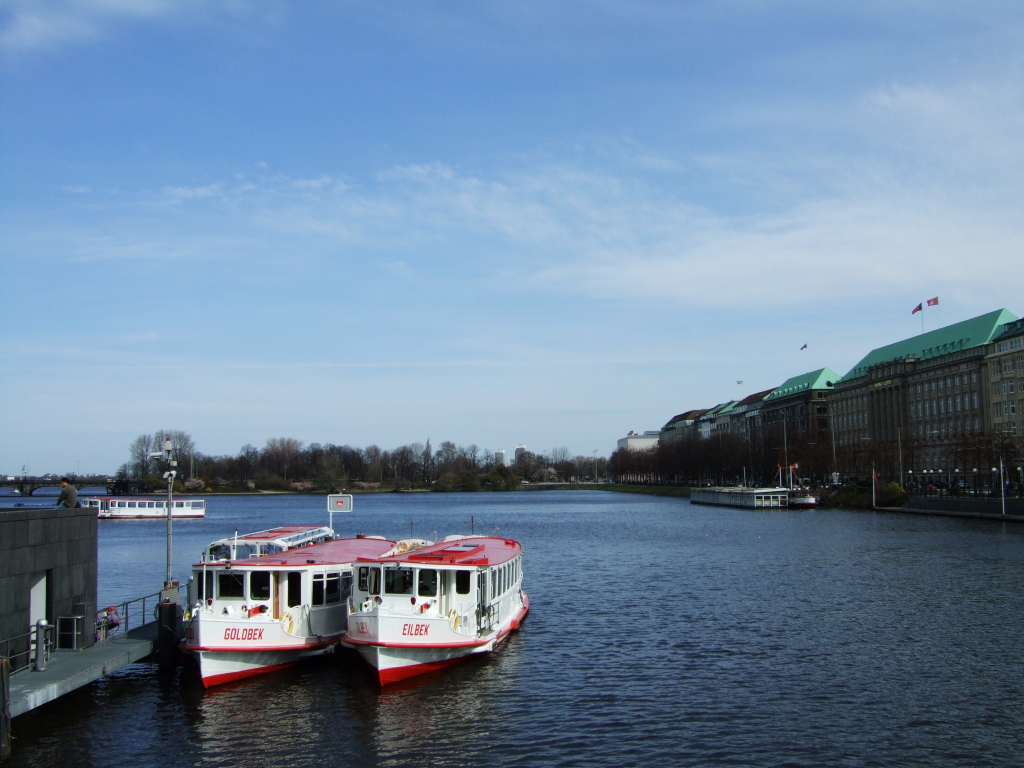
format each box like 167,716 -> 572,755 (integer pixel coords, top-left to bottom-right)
2,2 -> 1023,472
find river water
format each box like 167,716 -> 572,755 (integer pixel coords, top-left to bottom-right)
9,491 -> 1024,767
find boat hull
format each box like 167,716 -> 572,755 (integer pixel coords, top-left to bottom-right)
344,593 -> 529,685
185,639 -> 338,687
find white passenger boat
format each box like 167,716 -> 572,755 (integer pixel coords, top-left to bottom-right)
182,535 -> 396,687
82,497 -> 206,519
204,525 -> 336,561
690,487 -> 790,509
342,535 -> 529,685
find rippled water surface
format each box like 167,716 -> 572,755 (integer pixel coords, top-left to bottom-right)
10,491 -> 1024,767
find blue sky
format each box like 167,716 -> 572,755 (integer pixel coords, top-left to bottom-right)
2,1 -> 1023,474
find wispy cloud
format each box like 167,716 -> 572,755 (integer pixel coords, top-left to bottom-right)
0,0 -> 179,54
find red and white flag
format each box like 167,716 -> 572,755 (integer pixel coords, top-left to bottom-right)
927,296 -> 939,306
911,303 -> 923,314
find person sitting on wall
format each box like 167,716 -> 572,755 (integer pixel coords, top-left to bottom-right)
56,477 -> 79,508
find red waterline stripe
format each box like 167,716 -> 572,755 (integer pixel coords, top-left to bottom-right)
202,662 -> 294,688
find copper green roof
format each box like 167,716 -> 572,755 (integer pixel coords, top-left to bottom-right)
841,309 -> 1018,381
764,368 -> 840,402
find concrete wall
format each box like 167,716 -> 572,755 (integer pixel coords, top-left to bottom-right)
908,496 -> 1024,516
0,506 -> 97,662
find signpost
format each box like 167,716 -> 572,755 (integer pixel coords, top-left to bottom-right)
327,493 -> 354,533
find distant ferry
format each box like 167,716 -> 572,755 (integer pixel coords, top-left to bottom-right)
691,487 -> 790,509
82,497 -> 206,519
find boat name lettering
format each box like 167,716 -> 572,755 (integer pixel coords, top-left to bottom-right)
224,627 -> 265,641
401,623 -> 430,637
355,621 -> 369,634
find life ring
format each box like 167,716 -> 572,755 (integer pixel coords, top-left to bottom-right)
281,611 -> 295,635
448,609 -> 460,631
397,541 -> 409,554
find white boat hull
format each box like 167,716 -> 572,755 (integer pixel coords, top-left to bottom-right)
183,612 -> 341,687
344,593 -> 529,685
186,641 -> 337,687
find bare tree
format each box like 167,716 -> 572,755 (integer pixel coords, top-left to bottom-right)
129,434 -> 153,478
264,437 -> 304,482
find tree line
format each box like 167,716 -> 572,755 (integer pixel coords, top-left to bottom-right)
121,433 -> 609,492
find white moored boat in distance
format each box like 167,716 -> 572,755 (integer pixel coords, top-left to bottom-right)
82,497 -> 206,519
204,525 -> 335,561
342,535 -> 529,685
183,535 -> 396,687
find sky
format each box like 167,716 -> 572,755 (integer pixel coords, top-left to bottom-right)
2,1 -> 1023,475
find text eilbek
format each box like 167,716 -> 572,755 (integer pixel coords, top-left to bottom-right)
402,623 -> 430,636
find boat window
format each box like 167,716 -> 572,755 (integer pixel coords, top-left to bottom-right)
385,568 -> 414,595
341,575 -> 352,600
287,572 -> 302,607
358,567 -> 368,592
209,544 -> 231,561
203,570 -> 213,601
325,573 -> 341,604
265,544 -> 282,555
175,501 -> 183,507
455,570 -> 471,594
128,502 -> 137,508
218,573 -> 245,599
490,568 -> 496,596
368,567 -> 380,595
313,573 -> 325,605
250,571 -> 271,601
417,569 -> 437,598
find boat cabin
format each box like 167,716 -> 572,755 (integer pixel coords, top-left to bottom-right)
187,537 -> 396,637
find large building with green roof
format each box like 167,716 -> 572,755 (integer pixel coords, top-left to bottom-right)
760,367 -> 841,442
832,308 -> 1018,480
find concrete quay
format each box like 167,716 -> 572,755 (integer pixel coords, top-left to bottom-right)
880,495 -> 1024,523
7,622 -> 157,718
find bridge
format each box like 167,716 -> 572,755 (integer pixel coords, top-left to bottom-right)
0,475 -> 147,497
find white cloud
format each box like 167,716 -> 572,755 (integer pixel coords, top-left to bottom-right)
0,0 -> 213,55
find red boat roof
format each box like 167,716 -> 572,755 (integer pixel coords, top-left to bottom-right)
195,537 -> 396,568
366,536 -> 522,567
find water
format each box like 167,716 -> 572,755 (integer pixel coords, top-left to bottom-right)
9,491 -> 1024,767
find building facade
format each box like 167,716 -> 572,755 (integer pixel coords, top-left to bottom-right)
760,368 -> 839,443
833,309 -> 1017,481
985,318 -> 1024,439
617,431 -> 661,451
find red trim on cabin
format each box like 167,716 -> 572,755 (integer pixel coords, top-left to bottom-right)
202,662 -> 294,688
343,635 -> 489,649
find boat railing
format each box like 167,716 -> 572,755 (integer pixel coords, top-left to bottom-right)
451,601 -> 474,635
96,591 -> 168,641
477,603 -> 499,634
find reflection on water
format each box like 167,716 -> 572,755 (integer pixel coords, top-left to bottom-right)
9,492 -> 1024,767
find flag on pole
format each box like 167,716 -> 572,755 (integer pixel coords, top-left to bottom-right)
800,343 -> 808,350
927,296 -> 939,306
911,303 -> 923,314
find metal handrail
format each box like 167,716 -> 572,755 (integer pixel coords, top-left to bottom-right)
96,591 -> 165,641
1,625 -> 54,676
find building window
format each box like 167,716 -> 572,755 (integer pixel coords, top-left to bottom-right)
973,392 -> 979,409
972,371 -> 977,383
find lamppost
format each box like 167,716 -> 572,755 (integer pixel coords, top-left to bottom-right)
150,438 -> 177,588
973,467 -> 979,497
